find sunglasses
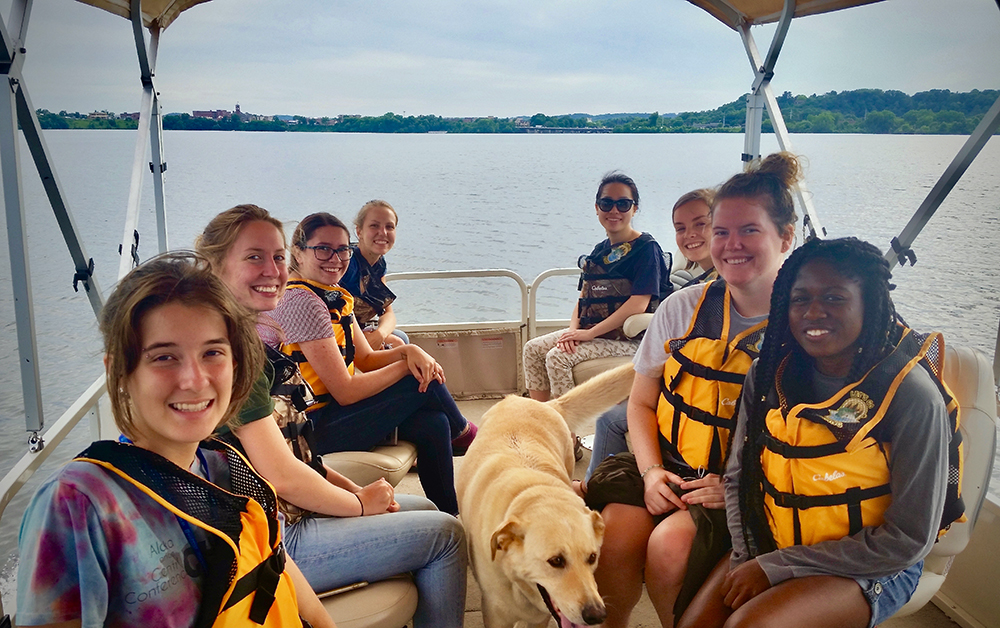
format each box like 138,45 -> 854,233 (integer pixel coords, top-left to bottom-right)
597,197 -> 636,213
303,245 -> 353,262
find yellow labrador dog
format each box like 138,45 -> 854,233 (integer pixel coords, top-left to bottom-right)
457,363 -> 635,628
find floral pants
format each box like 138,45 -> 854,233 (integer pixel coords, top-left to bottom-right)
523,328 -> 639,397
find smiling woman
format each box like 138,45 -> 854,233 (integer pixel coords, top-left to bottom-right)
15,252 -> 336,628
679,237 -> 962,628
264,211 -> 477,515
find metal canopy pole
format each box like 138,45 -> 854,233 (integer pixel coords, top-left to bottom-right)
0,0 -> 43,437
117,0 -> 167,278
738,0 -> 825,240
146,28 -> 168,253
883,94 -> 1000,271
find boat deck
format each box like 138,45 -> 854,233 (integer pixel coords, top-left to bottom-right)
401,399 -> 963,628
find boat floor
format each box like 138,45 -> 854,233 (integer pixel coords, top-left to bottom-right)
392,399 -> 961,628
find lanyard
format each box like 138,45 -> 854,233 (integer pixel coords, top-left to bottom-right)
117,435 -> 212,575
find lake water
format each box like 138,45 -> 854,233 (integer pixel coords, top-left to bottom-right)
1,130 -> 999,592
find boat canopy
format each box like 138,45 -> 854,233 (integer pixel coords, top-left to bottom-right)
686,0 -> 886,28
75,0 -> 211,29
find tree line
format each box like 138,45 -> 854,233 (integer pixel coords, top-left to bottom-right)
34,88 -> 998,135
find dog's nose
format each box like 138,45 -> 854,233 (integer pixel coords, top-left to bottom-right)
582,602 -> 607,625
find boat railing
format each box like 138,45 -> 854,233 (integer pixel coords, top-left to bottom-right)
0,265 -> 578,615
0,375 -> 115,617
385,267 -> 577,398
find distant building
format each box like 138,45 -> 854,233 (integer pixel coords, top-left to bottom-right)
88,111 -> 111,120
118,112 -> 140,121
192,109 -> 230,120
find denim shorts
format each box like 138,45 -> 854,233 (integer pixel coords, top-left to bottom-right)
855,560 -> 923,627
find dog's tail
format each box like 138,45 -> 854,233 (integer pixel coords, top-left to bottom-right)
546,362 -> 636,432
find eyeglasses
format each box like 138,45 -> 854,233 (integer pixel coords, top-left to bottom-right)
597,197 -> 636,213
303,245 -> 353,261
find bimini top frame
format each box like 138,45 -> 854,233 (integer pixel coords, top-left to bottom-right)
0,0 -> 200,444
689,0 -> 1000,382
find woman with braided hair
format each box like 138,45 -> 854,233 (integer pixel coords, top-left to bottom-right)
678,237 -> 958,628
591,153 -> 797,628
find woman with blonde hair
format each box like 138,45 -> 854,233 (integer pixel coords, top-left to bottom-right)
341,199 -> 407,349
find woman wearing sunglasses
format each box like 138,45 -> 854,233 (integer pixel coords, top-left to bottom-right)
523,171 -> 672,402
265,212 -> 475,515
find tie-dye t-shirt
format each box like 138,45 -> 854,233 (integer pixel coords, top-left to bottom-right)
16,450 -> 228,627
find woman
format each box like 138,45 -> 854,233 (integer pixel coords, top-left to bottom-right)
197,205 -> 467,627
340,199 -> 408,350
577,187 -> 720,494
265,211 -> 474,515
523,171 -> 671,402
671,188 -> 718,286
16,252 -> 334,628
591,153 -> 799,628
678,237 -> 960,628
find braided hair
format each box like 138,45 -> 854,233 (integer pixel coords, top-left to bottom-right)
738,237 -> 901,555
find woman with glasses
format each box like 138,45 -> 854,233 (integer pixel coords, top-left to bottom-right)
197,206 -> 467,627
265,212 -> 474,515
523,171 -> 672,402
340,199 -> 408,350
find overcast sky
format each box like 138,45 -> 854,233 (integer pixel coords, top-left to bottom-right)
11,0 -> 1000,118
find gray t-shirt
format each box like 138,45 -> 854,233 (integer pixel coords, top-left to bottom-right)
726,360 -> 950,584
633,283 -> 767,378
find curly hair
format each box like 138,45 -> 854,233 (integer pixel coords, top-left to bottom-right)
738,237 -> 900,555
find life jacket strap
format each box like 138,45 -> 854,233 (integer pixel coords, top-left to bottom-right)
222,543 -> 287,624
660,379 -> 731,429
758,432 -> 847,459
762,475 -> 891,510
671,350 -> 747,385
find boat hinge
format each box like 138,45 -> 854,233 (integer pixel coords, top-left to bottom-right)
118,229 -> 140,268
890,237 -> 917,267
149,161 -> 167,173
72,258 -> 95,293
28,430 -> 45,453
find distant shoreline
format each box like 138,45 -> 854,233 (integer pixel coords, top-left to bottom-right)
37,88 -> 998,136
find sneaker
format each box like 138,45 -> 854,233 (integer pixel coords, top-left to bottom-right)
452,422 -> 478,456
574,435 -> 584,461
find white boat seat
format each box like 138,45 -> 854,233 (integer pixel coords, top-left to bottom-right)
670,268 -> 697,290
571,313 -> 653,386
319,575 -> 418,628
322,441 -> 418,487
890,344 -> 998,618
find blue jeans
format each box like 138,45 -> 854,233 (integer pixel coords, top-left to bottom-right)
856,560 -> 923,627
309,376 -> 467,514
586,401 -> 630,482
284,494 -> 467,628
392,329 -> 410,344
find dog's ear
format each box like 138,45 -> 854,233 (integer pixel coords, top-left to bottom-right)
590,510 -> 605,543
490,519 -> 524,561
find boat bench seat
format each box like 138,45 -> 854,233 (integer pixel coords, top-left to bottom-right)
572,313 -> 652,386
322,441 -> 418,487
891,344 -> 998,618
320,575 -> 418,628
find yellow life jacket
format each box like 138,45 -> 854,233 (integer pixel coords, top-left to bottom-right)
282,278 -> 356,409
657,279 -> 766,473
760,327 -> 965,548
76,439 -> 302,628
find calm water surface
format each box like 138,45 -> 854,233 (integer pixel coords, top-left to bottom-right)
1,130 -> 999,584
